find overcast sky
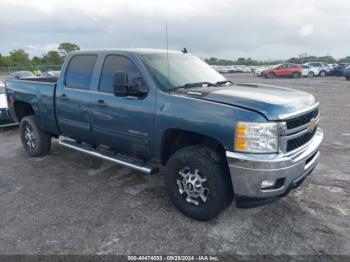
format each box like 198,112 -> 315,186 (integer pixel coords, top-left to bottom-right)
0,0 -> 349,60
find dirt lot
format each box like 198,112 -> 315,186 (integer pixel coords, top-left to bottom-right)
0,73 -> 349,255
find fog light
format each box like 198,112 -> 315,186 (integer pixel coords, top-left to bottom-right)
261,180 -> 276,189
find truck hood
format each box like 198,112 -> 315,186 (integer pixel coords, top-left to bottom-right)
174,83 -> 317,120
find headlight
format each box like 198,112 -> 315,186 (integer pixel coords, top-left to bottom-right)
235,122 -> 279,153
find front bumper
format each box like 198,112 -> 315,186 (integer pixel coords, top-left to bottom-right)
226,128 -> 323,207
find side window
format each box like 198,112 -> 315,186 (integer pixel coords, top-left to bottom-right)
65,55 -> 97,89
99,55 -> 142,93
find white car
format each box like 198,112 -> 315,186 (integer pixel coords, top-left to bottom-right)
301,65 -> 320,77
303,62 -> 330,76
255,67 -> 267,76
0,81 -> 17,127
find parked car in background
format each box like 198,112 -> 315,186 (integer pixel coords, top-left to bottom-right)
0,81 -> 17,127
261,63 -> 302,79
215,66 -> 229,74
255,67 -> 264,76
329,63 -> 350,76
301,65 -> 319,77
303,62 -> 330,77
344,65 -> 350,80
39,71 -> 61,79
7,71 -> 35,80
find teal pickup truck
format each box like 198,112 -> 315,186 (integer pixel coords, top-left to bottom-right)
5,49 -> 323,220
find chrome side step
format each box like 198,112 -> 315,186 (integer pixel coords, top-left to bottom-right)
59,139 -> 158,175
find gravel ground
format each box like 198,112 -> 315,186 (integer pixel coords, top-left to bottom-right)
0,73 -> 349,255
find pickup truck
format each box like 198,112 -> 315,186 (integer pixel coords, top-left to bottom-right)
5,49 -> 323,221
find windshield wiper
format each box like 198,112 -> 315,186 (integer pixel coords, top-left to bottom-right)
172,81 -> 218,90
216,80 -> 234,86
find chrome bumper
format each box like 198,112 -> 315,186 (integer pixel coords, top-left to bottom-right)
226,128 -> 323,198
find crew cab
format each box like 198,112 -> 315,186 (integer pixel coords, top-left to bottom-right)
261,63 -> 302,79
5,49 -> 323,220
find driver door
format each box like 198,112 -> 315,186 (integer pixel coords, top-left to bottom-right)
91,55 -> 156,159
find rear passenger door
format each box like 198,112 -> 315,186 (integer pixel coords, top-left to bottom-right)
56,54 -> 97,144
91,54 -> 156,159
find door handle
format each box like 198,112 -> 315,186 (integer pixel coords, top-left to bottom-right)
60,94 -> 69,100
95,100 -> 107,107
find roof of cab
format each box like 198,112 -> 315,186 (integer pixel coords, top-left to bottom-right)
69,48 -> 183,55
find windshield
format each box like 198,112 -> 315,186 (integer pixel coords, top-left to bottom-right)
141,53 -> 226,90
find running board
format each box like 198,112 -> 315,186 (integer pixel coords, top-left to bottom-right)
59,139 -> 158,175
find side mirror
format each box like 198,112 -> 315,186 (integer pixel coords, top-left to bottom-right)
113,71 -> 129,97
113,72 -> 148,98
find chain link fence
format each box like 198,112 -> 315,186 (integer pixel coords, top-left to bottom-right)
0,65 -> 62,76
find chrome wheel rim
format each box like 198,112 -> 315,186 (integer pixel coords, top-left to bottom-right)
177,167 -> 209,206
24,125 -> 35,151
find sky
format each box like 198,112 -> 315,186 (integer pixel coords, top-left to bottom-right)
0,0 -> 349,60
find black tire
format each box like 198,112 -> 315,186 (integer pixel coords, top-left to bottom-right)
165,145 -> 233,221
308,71 -> 314,78
20,115 -> 51,157
268,72 -> 275,79
292,72 -> 300,79
320,70 -> 326,77
346,76 -> 350,81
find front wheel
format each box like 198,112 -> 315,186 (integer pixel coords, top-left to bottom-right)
20,115 -> 51,157
267,72 -> 275,79
308,71 -> 314,78
165,146 -> 233,221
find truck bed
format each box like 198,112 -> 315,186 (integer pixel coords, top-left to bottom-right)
5,79 -> 60,134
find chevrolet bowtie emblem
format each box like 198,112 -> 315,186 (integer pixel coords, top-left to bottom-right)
308,118 -> 317,133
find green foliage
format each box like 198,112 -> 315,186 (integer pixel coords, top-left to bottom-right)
42,51 -> 64,65
58,42 -> 80,56
339,56 -> 350,63
204,57 -> 284,66
9,49 -> 30,66
205,55 -> 344,66
0,42 -> 80,74
287,56 -> 337,64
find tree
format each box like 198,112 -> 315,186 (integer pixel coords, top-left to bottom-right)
339,56 -> 350,63
42,51 -> 63,65
58,42 -> 80,56
9,49 -> 30,65
32,56 -> 42,65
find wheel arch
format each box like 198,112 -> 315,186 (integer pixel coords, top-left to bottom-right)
160,128 -> 227,166
13,101 -> 35,122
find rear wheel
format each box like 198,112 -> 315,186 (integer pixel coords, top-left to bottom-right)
165,146 -> 233,221
320,70 -> 326,77
292,72 -> 301,79
20,115 -> 51,157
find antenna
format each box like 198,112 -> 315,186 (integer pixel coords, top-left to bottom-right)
165,21 -> 170,88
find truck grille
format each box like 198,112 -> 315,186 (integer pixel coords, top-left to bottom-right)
286,108 -> 319,129
287,129 -> 316,152
280,105 -> 320,153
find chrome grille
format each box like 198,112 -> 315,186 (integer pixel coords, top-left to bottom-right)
279,104 -> 320,153
286,108 -> 319,130
287,129 -> 317,152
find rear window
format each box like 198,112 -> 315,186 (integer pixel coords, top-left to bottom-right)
65,55 -> 97,89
